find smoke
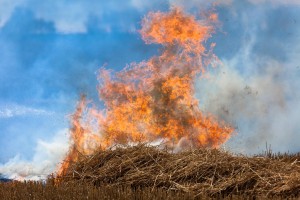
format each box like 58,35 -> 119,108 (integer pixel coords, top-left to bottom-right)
195,4 -> 300,153
196,59 -> 300,154
248,0 -> 300,5
169,0 -> 233,9
169,0 -> 300,8
166,0 -> 300,154
0,129 -> 68,180
1,0 -> 299,180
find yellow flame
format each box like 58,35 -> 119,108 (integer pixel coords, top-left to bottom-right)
58,8 -> 234,176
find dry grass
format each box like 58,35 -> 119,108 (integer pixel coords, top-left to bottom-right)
55,145 -> 300,199
0,181 -> 264,200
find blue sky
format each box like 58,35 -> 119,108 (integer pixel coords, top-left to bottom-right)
0,0 -> 300,178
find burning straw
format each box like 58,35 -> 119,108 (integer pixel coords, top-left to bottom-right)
55,7 -> 300,199
56,145 -> 300,198
59,7 -> 233,176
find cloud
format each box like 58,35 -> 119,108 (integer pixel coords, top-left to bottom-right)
23,0 -> 98,34
0,104 -> 54,118
0,2 -> 158,167
0,129 -> 69,180
1,0 -> 299,34
0,0 -> 165,33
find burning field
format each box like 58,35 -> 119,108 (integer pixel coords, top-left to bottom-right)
59,7 -> 234,176
2,145 -> 300,199
48,8 -> 300,199
1,4 -> 300,200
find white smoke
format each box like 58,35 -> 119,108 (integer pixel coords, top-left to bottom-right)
0,129 -> 69,180
169,0 -> 233,8
196,52 -> 300,154
248,0 -> 300,5
197,64 -> 276,152
187,0 -> 300,154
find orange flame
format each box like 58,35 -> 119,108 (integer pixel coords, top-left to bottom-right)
58,8 -> 234,176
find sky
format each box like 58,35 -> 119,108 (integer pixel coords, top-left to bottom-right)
0,0 -> 300,179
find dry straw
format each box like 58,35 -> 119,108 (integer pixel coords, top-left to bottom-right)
55,144 -> 300,198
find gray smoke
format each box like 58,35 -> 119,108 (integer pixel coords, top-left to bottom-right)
182,0 -> 300,155
196,58 -> 300,154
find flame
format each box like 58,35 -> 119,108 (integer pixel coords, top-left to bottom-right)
57,95 -> 102,176
58,8 -> 234,176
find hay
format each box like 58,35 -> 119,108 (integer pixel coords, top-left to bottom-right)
55,145 -> 300,198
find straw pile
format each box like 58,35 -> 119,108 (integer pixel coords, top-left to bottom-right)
56,145 -> 300,198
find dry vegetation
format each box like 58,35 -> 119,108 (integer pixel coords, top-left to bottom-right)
0,181 -> 204,200
1,145 -> 300,200
56,145 -> 300,199
2,180 -> 278,200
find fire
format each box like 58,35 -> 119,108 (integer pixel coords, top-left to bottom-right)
58,8 -> 234,176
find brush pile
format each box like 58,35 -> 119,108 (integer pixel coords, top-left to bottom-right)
55,145 -> 300,198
